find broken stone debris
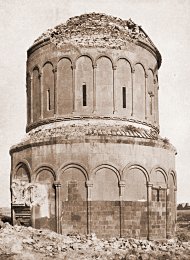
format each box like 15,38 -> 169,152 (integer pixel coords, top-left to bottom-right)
34,13 -> 155,51
0,223 -> 190,259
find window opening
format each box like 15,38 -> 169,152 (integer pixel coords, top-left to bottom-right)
122,87 -> 126,108
83,83 -> 87,106
156,189 -> 160,202
47,89 -> 51,110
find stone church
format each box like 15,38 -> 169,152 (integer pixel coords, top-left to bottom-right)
10,13 -> 177,239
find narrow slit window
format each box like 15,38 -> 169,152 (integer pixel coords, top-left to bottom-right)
47,89 -> 51,110
156,189 -> 160,202
122,87 -> 126,108
83,83 -> 87,106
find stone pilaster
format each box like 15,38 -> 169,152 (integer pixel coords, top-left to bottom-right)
86,180 -> 93,234
71,65 -> 76,113
147,182 -> 153,240
113,65 -> 117,114
131,67 -> 135,116
53,66 -> 57,115
54,181 -> 61,233
93,64 -> 97,113
26,73 -> 32,125
38,72 -> 43,120
148,90 -> 154,122
166,186 -> 170,238
119,181 -> 125,237
30,75 -> 33,123
145,73 -> 148,120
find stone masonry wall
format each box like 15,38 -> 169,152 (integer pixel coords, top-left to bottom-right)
122,201 -> 148,239
149,189 -> 167,239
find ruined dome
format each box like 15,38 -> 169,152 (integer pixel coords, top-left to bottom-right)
33,13 -> 161,67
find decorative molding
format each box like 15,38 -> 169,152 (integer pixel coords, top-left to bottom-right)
26,116 -> 160,133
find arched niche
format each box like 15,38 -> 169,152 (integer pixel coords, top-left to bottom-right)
147,69 -> 154,123
60,167 -> 87,235
150,169 -> 166,188
26,73 -> 31,124
123,168 -> 147,201
42,63 -> 54,118
133,64 -> 146,120
35,170 -> 56,231
32,68 -> 41,121
116,59 -> 132,115
96,57 -> 113,114
75,56 -> 93,113
57,58 -> 73,115
60,167 -> 87,202
14,164 -> 30,182
92,168 -> 119,201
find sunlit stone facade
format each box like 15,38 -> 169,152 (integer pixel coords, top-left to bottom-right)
10,13 -> 176,239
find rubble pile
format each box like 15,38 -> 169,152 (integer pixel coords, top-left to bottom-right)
1,223 -> 190,260
34,13 -> 155,50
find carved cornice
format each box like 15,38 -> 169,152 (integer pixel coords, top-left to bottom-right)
26,124 -> 158,142
26,116 -> 160,133
9,134 -> 177,155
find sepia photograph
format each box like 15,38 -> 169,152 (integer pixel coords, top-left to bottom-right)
0,0 -> 190,259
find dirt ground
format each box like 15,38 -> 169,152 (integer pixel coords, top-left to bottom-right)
0,213 -> 190,260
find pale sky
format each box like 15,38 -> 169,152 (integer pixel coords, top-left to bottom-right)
0,0 -> 190,206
